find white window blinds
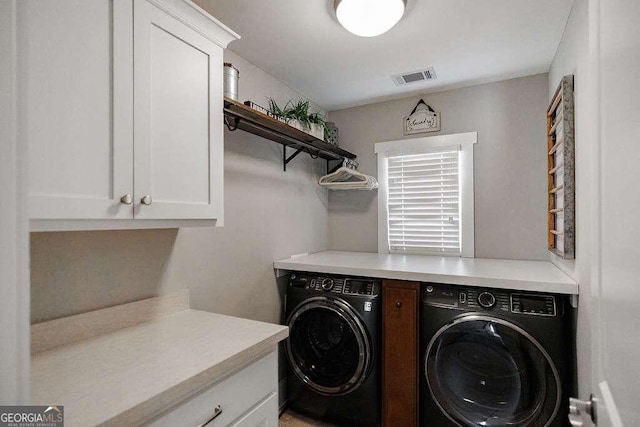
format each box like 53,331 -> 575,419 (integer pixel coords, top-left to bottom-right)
386,147 -> 460,255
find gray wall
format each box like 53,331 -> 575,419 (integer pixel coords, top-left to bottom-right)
1,0 -> 30,404
327,74 -> 550,261
548,0 -> 592,400
30,50 -> 329,324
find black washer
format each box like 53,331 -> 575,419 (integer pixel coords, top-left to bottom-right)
285,272 -> 381,425
420,283 -> 575,427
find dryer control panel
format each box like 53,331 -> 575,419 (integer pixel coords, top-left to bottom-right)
422,283 -> 557,316
290,273 -> 379,296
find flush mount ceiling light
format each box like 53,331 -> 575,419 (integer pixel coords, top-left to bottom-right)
335,0 -> 407,37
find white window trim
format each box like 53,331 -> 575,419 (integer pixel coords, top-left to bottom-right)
374,132 -> 477,257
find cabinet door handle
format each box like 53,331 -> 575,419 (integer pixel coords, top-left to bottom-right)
120,194 -> 133,205
140,195 -> 152,205
198,405 -> 222,427
395,301 -> 402,308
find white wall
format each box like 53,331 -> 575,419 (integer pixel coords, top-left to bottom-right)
327,74 -> 550,261
0,0 -> 30,404
548,0 -> 593,401
594,0 -> 640,423
30,50 -> 329,326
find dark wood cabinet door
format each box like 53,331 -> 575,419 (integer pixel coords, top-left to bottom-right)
382,280 -> 419,427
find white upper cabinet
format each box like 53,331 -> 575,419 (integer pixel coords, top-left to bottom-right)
133,0 -> 223,220
22,0 -> 134,221
21,0 -> 238,230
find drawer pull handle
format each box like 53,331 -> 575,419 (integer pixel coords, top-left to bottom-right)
199,405 -> 222,427
395,301 -> 402,308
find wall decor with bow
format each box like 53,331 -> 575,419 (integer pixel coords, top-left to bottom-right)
404,99 -> 441,135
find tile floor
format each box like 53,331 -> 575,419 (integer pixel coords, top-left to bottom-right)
278,409 -> 337,427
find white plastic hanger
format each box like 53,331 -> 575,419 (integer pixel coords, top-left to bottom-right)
318,159 -> 378,190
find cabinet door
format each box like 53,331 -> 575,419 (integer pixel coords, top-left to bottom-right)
23,0 -> 134,219
228,393 -> 278,427
383,280 -> 419,427
133,0 -> 223,220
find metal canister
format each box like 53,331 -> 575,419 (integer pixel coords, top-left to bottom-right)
223,63 -> 239,101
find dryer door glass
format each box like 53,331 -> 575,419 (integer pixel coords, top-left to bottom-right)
425,316 -> 561,427
287,299 -> 370,395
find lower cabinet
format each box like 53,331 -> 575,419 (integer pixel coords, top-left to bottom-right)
150,350 -> 278,427
382,280 -> 420,427
228,393 -> 277,427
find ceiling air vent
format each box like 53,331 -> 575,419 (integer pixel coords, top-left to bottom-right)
392,67 -> 437,86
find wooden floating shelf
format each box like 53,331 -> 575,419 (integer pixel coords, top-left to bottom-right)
223,97 -> 356,170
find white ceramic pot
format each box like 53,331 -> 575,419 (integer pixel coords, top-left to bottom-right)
288,119 -> 324,140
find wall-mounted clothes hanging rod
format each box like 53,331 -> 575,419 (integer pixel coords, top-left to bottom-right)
327,158 -> 358,174
223,98 -> 356,172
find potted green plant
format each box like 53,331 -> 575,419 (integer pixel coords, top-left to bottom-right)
268,98 -> 326,140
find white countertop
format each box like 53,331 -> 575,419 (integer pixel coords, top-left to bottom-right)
274,250 -> 578,294
31,305 -> 288,426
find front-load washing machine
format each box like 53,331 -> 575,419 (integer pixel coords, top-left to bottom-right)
285,272 -> 381,426
420,283 -> 575,427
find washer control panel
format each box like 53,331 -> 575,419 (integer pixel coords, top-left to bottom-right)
422,283 -> 557,316
290,273 -> 379,296
321,278 -> 335,291
511,293 -> 557,316
477,291 -> 497,309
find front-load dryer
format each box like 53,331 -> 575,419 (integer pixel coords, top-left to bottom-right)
285,272 -> 381,426
420,283 -> 575,427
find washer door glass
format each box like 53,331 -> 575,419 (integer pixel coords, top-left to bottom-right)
287,298 -> 370,395
425,316 -> 561,427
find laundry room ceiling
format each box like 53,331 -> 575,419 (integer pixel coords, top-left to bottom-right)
206,0 -> 574,110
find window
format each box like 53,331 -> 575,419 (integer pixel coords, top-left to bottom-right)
375,132 -> 476,257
